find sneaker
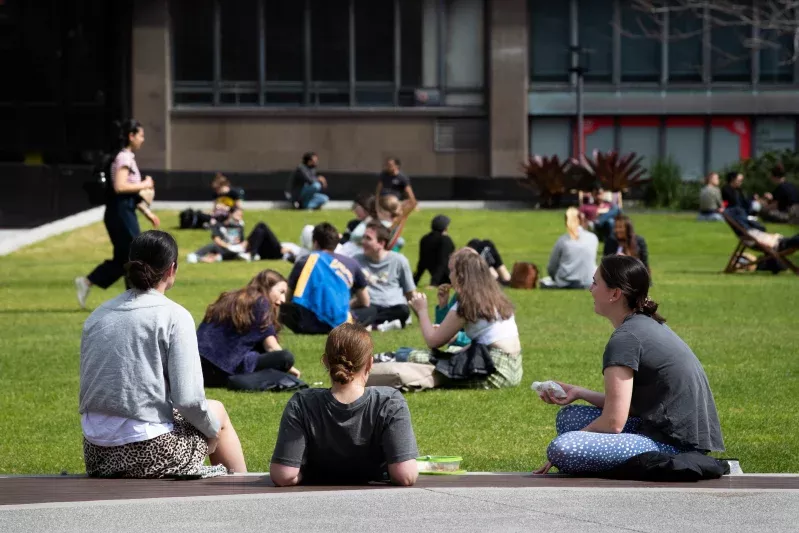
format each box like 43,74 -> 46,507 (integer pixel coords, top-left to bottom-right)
252,254 -> 261,262
373,352 -> 397,363
74,276 -> 91,309
377,319 -> 403,332
186,253 -> 198,264
238,252 -> 252,262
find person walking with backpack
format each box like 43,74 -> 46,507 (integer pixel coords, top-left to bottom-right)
75,119 -> 160,308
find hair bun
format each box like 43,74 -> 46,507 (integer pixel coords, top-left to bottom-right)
125,260 -> 160,291
640,297 -> 659,316
329,358 -> 355,384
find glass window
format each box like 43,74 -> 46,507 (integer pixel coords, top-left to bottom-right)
710,124 -> 742,170
171,0 -> 214,82
355,0 -> 393,83
760,30 -> 794,83
711,23 -> 751,82
529,0 -> 571,82
755,118 -> 796,155
578,0 -> 614,82
619,124 -> 660,169
400,0 -> 423,89
665,124 -> 704,180
264,1 -> 304,82
220,0 -> 258,82
668,9 -> 703,82
530,118 -> 572,159
620,4 -> 661,82
445,0 -> 484,89
310,0 -> 349,83
585,121 -> 615,154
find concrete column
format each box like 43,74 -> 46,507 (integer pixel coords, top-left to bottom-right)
132,0 -> 170,171
487,0 -> 529,178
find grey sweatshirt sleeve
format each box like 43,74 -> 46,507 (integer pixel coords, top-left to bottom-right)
168,306 -> 221,439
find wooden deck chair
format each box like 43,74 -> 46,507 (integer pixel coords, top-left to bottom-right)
722,212 -> 799,275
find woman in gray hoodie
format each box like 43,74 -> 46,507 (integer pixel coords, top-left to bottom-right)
79,230 -> 247,478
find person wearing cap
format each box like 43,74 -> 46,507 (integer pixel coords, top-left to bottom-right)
413,214 -> 455,287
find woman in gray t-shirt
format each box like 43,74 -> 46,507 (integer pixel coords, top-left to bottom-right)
534,255 -> 724,475
270,323 -> 419,486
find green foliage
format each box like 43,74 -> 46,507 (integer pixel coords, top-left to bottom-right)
1,210 -> 798,474
719,149 -> 799,196
645,157 -> 683,209
677,181 -> 703,211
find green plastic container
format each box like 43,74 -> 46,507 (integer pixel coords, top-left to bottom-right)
416,455 -> 466,475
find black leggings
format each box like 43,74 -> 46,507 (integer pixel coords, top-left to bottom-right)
468,239 -> 504,269
247,222 -> 283,260
201,350 -> 296,388
370,304 -> 410,326
88,198 -> 140,289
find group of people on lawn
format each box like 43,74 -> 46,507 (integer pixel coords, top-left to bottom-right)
76,119 -> 724,485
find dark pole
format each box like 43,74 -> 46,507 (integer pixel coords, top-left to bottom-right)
569,45 -> 586,164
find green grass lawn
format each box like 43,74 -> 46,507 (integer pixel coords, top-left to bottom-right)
1,209 -> 797,474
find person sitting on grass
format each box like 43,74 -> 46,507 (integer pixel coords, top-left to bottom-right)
540,207 -> 598,289
403,248 -> 523,389
280,222 -> 375,334
697,172 -> 725,222
187,207 -> 250,263
355,222 -> 417,332
414,214 -> 455,287
759,164 -> 799,224
197,269 -> 301,388
342,194 -> 416,257
270,323 -> 419,486
467,238 -> 512,285
79,230 -> 247,478
533,255 -> 724,476
340,193 -> 375,245
603,214 -> 649,272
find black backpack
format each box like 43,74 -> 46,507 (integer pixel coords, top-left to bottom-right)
83,153 -> 114,206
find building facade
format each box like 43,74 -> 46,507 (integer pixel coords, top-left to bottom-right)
4,0 -> 798,182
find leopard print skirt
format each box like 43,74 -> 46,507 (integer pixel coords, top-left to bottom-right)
83,411 -> 217,478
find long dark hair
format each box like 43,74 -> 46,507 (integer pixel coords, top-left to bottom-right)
599,255 -> 665,324
450,249 -> 515,322
125,230 -> 178,291
614,214 -> 639,259
203,269 -> 286,334
114,119 -> 143,150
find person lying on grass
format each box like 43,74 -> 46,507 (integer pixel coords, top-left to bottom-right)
402,247 -> 523,389
533,255 -> 724,476
79,230 -> 247,478
270,323 -> 419,486
197,269 -> 301,388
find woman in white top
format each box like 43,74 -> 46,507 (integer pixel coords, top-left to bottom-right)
407,247 -> 522,389
79,230 -> 247,478
75,119 -> 160,309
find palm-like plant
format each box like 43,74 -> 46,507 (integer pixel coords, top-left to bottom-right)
582,150 -> 649,192
519,155 -> 573,208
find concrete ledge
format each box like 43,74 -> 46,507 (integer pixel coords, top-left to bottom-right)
0,207 -> 105,256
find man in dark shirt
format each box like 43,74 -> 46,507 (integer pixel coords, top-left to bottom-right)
287,152 -> 329,210
414,214 -> 455,287
280,222 -> 375,333
376,157 -> 416,203
760,165 -> 799,223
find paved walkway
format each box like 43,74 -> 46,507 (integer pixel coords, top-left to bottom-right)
1,474 -> 797,532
